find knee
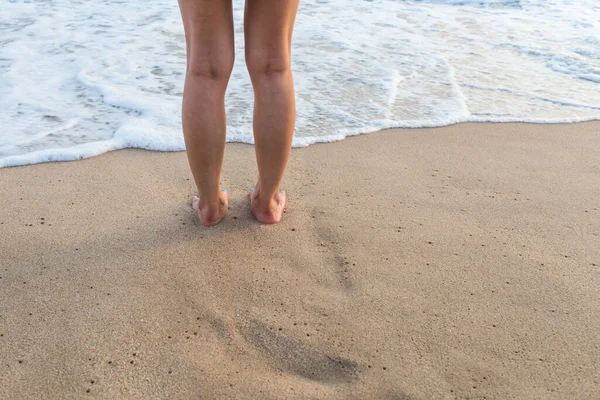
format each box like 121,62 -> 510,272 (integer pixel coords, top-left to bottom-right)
245,47 -> 291,79
187,52 -> 234,82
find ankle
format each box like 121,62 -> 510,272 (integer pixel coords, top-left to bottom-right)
254,192 -> 279,211
200,192 -> 227,209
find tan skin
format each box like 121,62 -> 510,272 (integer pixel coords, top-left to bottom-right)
178,0 -> 299,226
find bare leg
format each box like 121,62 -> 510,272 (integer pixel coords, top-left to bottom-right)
245,0 -> 299,224
178,0 -> 234,226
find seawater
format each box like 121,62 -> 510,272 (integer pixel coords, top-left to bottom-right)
1,0 -> 599,167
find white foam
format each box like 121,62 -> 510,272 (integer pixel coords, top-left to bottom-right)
1,0 -> 599,167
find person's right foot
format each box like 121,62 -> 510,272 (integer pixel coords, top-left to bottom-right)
250,182 -> 286,224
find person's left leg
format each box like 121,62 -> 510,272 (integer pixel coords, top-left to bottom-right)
178,0 -> 235,226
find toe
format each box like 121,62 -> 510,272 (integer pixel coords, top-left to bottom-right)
223,191 -> 229,206
278,191 -> 287,211
191,196 -> 200,211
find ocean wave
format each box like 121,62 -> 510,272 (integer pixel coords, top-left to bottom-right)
1,0 -> 599,167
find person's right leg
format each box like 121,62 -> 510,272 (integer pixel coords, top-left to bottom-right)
178,0 -> 234,226
244,0 -> 299,224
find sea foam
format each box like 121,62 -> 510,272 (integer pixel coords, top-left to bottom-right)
1,0 -> 599,167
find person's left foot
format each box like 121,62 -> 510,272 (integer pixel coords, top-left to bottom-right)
192,191 -> 229,227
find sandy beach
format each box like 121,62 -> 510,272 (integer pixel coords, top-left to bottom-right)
1,122 -> 599,399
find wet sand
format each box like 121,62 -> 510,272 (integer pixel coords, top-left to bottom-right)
1,122 -> 599,399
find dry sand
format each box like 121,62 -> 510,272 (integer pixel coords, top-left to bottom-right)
0,122 -> 599,399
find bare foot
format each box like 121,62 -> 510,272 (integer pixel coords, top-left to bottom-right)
250,182 -> 287,224
192,191 -> 229,227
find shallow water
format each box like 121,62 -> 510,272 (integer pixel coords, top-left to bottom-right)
1,0 -> 599,167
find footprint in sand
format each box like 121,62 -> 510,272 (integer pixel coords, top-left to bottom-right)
237,315 -> 357,384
